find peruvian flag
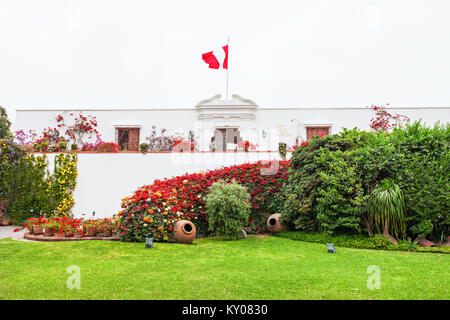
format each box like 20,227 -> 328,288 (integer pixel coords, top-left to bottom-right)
202,44 -> 228,69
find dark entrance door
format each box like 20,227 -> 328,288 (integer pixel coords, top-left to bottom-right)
116,128 -> 140,151
213,128 -> 242,151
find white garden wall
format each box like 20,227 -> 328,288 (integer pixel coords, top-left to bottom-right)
40,152 -> 287,218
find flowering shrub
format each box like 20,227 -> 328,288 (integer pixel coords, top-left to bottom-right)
0,140 -> 79,223
15,216 -> 118,237
0,106 -> 11,139
95,142 -> 120,153
48,153 -> 78,216
59,112 -> 100,146
237,140 -> 257,151
14,129 -> 39,151
145,126 -> 187,152
369,104 -> 410,133
117,160 -> 290,242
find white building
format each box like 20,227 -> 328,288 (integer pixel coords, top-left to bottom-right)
14,94 -> 450,152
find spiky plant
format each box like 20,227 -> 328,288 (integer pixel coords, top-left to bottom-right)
368,179 -> 406,240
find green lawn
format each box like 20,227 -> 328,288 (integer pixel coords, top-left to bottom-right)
0,236 -> 448,300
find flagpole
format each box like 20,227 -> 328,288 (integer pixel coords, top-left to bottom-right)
226,36 -> 229,101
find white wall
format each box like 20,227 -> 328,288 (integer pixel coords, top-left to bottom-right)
40,152 -> 286,218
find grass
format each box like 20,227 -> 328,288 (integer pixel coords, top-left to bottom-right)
0,236 -> 448,300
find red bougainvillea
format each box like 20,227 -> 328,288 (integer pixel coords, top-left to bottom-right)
369,104 -> 410,133
118,160 -> 290,242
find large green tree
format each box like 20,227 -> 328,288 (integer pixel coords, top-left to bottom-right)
0,106 -> 12,139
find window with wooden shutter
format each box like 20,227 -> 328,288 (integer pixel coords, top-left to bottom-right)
306,127 -> 330,141
116,128 -> 140,151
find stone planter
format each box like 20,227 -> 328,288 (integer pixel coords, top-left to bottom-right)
33,224 -> 43,235
267,213 -> 287,234
173,220 -> 196,244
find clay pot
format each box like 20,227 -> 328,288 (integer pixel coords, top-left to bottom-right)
55,232 -> 66,238
416,238 -> 435,247
102,229 -> 112,237
1,219 -> 11,226
267,213 -> 287,234
33,225 -> 43,235
86,227 -> 97,237
173,220 -> 196,244
443,236 -> 450,247
43,228 -> 54,236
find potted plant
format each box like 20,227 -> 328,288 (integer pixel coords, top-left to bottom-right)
27,217 -> 46,235
55,224 -> 66,237
71,143 -> 78,151
140,143 -> 149,153
41,222 -> 58,236
99,218 -> 113,237
40,141 -> 49,152
58,141 -> 67,152
1,216 -> 11,226
83,219 -> 98,237
74,226 -> 84,238
65,226 -> 74,237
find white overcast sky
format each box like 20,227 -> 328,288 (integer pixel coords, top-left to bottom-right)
1,0 -> 450,123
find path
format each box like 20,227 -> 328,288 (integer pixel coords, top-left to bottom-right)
0,226 -> 29,241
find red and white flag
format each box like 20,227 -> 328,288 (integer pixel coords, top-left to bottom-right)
202,44 -> 228,69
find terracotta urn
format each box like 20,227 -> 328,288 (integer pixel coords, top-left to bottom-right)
173,220 -> 196,244
416,238 -> 435,247
267,213 -> 287,234
33,224 -> 43,235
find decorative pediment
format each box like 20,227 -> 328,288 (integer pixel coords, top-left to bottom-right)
195,94 -> 258,120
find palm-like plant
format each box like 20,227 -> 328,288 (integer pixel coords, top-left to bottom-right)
368,179 -> 406,243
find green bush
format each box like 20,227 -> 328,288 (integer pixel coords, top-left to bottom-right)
275,231 -> 450,254
0,107 -> 12,139
0,139 -> 78,224
206,181 -> 251,240
280,128 -> 369,234
359,121 -> 449,241
280,122 -> 449,242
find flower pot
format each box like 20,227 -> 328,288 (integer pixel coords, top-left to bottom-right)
1,219 -> 11,226
33,224 -> 43,235
86,227 -> 97,237
55,232 -> 66,238
267,213 -> 287,234
102,229 -> 112,237
173,220 -> 196,244
73,231 -> 83,238
43,228 -> 54,236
